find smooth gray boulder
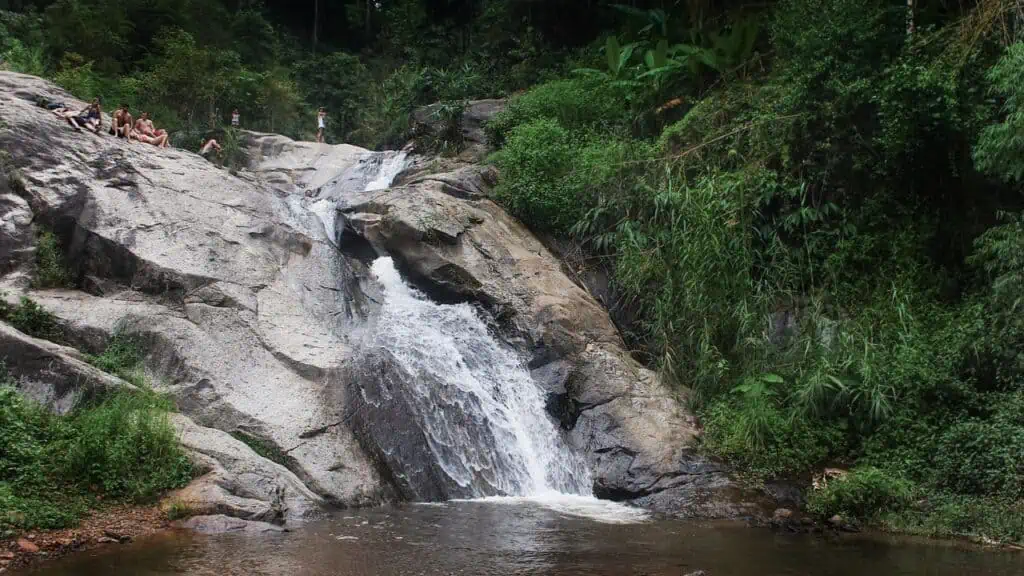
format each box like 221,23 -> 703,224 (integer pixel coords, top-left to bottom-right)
0,321 -> 134,413
177,514 -> 285,535
166,414 -> 324,524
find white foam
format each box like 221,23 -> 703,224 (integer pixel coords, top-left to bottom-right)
365,151 -> 409,191
454,493 -> 650,525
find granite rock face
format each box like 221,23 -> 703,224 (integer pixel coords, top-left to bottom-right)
0,72 -> 385,521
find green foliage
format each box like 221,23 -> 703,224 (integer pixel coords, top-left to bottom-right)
0,384 -> 191,531
60,392 -> 192,502
353,65 -> 426,149
936,390 -> 1024,497
1,297 -> 63,342
87,332 -> 147,388
33,230 -> 74,289
295,51 -> 371,142
701,393 -> 844,481
414,100 -> 467,156
483,0 -> 1024,546
882,494 -> 1024,545
491,119 -> 642,234
230,431 -> 289,468
163,499 -> 196,521
807,467 -> 915,520
487,77 -> 637,147
974,43 -> 1024,183
139,29 -> 242,128
0,10 -> 46,76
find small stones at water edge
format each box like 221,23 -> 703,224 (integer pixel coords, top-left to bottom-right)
16,538 -> 39,554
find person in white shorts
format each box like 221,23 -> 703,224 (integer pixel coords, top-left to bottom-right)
316,108 -> 327,143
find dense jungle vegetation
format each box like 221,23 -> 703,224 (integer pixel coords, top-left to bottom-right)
3,0 -> 1024,544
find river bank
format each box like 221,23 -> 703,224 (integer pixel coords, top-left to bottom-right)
0,505 -> 172,573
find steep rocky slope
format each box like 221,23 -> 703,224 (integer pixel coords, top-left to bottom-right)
0,72 -> 761,525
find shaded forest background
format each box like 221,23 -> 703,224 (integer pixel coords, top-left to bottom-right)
4,0 -> 1024,544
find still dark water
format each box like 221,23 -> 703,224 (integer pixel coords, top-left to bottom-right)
19,499 -> 1024,576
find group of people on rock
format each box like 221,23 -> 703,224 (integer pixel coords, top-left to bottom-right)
51,98 -> 169,148
48,98 -> 330,162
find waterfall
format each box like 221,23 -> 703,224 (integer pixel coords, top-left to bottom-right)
329,148 -> 635,520
367,257 -> 593,498
302,150 -> 410,246
364,150 -> 409,191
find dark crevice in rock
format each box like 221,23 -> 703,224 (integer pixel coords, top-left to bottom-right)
545,392 -> 583,431
335,218 -> 381,266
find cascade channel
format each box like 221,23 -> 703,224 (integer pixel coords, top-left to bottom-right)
321,151 -> 599,504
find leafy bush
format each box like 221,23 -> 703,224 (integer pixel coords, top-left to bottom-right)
33,230 -> 74,289
1,384 -> 191,531
882,494 -> 1024,544
353,65 -> 426,149
295,51 -> 371,143
87,332 -> 146,387
974,43 -> 1024,183
933,403 -> 1024,497
807,466 -> 915,520
702,402 -> 844,482
491,119 -> 641,234
1,297 -> 63,342
486,77 -> 636,147
414,99 -> 467,156
60,392 -> 192,502
51,52 -> 103,100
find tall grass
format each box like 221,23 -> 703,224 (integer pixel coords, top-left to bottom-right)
0,383 -> 192,532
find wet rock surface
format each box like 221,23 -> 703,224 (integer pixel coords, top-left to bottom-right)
176,515 -> 286,535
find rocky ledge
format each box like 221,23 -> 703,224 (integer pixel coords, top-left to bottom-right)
0,71 -> 764,531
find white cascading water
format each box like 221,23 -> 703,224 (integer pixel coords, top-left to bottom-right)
330,150 -> 648,523
364,150 -> 409,191
368,257 -> 592,497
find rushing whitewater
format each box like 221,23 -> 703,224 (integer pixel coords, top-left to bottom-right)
367,257 -> 593,497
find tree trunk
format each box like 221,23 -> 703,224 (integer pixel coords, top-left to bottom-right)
365,0 -> 372,38
313,0 -> 319,53
906,0 -> 915,37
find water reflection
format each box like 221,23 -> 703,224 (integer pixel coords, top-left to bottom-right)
20,501 -> 1024,576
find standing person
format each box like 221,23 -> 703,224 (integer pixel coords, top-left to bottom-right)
316,107 -> 326,144
231,109 -> 240,128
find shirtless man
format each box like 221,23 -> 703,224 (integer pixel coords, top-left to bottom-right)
109,104 -> 134,139
134,112 -> 169,148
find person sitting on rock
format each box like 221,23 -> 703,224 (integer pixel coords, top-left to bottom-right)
109,104 -> 134,139
68,98 -> 102,133
134,112 -> 169,148
199,138 -> 222,158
